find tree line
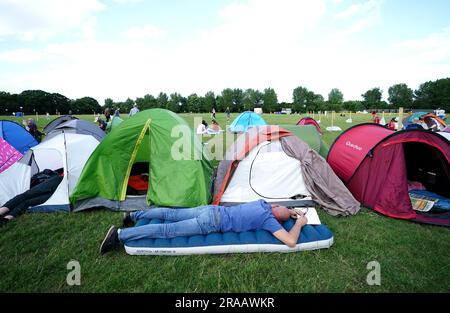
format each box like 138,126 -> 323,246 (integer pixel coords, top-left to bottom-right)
1,77 -> 449,115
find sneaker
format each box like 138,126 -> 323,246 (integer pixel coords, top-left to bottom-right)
99,226 -> 120,255
122,212 -> 134,228
0,217 -> 9,227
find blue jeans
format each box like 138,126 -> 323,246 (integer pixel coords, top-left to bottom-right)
118,205 -> 221,243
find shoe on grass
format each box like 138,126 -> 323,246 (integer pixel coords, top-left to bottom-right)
0,217 -> 9,227
122,212 -> 134,228
99,226 -> 120,255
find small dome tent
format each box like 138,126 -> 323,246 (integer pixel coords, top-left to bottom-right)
0,137 -> 22,174
229,111 -> 267,133
44,119 -> 105,142
0,132 -> 100,211
296,117 -> 322,134
213,125 -> 360,217
70,109 -> 214,211
327,124 -> 450,226
43,115 -> 78,135
0,120 -> 38,154
402,112 -> 446,130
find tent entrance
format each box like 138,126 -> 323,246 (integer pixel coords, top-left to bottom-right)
125,126 -> 151,197
403,142 -> 450,198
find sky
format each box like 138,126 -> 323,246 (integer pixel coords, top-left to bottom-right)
0,0 -> 449,104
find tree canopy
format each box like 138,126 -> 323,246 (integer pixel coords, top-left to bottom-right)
1,77 -> 449,115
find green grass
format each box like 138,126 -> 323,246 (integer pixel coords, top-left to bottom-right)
0,112 -> 449,292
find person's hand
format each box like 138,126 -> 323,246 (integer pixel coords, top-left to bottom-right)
295,211 -> 308,226
288,209 -> 300,219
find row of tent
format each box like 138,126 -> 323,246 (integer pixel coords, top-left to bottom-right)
0,109 -> 449,226
228,111 -> 323,134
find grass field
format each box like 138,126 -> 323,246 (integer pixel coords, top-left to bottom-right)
0,112 -> 449,293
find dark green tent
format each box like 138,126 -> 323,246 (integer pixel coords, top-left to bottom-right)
70,109 -> 213,211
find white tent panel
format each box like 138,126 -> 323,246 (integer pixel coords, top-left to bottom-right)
33,133 -> 99,209
221,141 -> 310,203
65,134 -> 99,194
0,162 -> 30,206
438,131 -> 450,141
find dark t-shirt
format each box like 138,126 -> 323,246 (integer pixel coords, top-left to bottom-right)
219,199 -> 283,233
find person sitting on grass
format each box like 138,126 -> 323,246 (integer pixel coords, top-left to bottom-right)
0,168 -> 63,227
99,199 -> 308,254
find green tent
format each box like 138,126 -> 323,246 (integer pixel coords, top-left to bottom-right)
105,115 -> 123,133
70,109 -> 213,211
278,124 -> 329,158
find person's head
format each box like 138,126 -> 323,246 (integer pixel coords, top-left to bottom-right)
27,118 -> 34,125
271,204 -> 290,222
134,104 -> 137,108
212,119 -> 218,125
201,120 -> 207,126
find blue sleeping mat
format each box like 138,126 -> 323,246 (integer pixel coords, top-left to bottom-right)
124,218 -> 334,256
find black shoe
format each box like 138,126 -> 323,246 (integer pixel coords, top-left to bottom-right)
99,226 -> 120,255
0,217 -> 9,227
122,212 -> 134,228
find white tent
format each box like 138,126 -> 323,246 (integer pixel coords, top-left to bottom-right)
220,140 -> 312,203
0,132 -> 99,212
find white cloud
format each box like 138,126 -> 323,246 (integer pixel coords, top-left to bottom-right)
122,25 -> 167,40
1,0 -> 449,105
112,0 -> 143,3
334,0 -> 383,34
0,49 -> 43,62
0,0 -> 106,41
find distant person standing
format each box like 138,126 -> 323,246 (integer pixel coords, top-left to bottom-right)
388,118 -> 396,131
225,107 -> 231,121
211,107 -> 216,120
25,118 -> 42,142
129,104 -> 139,117
114,108 -> 120,117
104,108 -> 111,122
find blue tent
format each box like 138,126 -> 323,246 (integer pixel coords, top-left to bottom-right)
229,111 -> 267,132
0,120 -> 38,154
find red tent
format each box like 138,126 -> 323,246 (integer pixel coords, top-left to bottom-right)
296,117 -> 321,134
327,123 -> 450,226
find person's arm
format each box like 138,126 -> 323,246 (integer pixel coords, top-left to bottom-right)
272,214 -> 307,248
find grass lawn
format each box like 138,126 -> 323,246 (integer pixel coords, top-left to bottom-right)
0,112 -> 449,292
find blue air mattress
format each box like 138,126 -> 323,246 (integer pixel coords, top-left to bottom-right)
124,218 -> 334,256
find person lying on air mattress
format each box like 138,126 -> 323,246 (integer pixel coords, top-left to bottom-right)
100,199 -> 308,254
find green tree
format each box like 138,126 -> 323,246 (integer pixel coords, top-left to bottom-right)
414,78 -> 450,111
362,87 -> 383,109
167,93 -> 185,113
327,88 -> 344,112
157,92 -> 169,109
203,91 -> 216,113
186,93 -> 201,113
232,89 -> 245,112
218,89 -> 234,112
293,86 -> 310,113
263,87 -> 278,113
72,97 -> 102,114
104,98 -> 114,108
388,84 -> 413,109
243,89 -> 263,111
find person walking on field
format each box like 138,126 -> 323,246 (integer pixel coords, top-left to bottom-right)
225,107 -> 231,122
99,199 -> 308,254
129,104 -> 140,117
